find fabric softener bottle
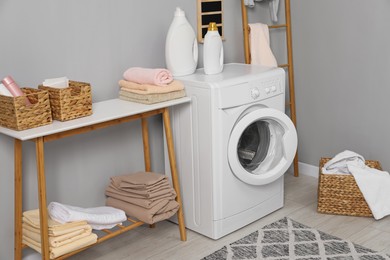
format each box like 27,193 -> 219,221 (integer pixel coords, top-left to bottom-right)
165,7 -> 198,77
203,22 -> 224,75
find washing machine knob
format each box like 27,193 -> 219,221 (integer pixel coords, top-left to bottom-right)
265,88 -> 270,94
271,86 -> 277,92
250,88 -> 260,99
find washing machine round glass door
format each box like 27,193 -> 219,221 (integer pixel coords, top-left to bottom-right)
228,107 -> 297,185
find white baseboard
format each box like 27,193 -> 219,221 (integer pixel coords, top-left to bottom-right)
298,162 -> 319,178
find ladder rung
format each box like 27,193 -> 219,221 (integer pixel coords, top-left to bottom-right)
247,24 -> 287,32
278,64 -> 289,68
269,24 -> 287,29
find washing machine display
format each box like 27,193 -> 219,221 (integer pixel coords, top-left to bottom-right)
228,107 -> 297,185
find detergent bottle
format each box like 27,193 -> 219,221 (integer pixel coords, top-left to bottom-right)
203,22 -> 224,75
165,7 -> 198,76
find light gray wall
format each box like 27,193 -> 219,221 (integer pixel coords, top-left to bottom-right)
0,0 -> 244,259
1,0 -> 389,259
290,0 -> 390,167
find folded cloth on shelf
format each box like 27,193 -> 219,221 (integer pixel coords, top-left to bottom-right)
119,89 -> 185,105
23,209 -> 90,236
123,67 -> 173,86
248,23 -> 278,67
105,186 -> 176,209
48,202 -> 127,230
119,79 -> 184,94
109,173 -> 176,199
23,223 -> 92,248
322,150 -> 366,174
111,171 -> 168,188
23,233 -> 97,259
347,164 -> 390,220
106,197 -> 179,224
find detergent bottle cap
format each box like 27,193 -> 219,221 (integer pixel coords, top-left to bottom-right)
208,22 -> 218,31
174,7 -> 185,17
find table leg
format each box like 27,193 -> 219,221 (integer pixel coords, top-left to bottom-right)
162,108 -> 187,241
14,139 -> 23,260
35,137 -> 50,259
141,118 -> 151,172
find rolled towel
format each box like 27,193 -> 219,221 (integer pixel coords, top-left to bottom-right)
119,79 -> 184,94
106,197 -> 179,224
48,202 -> 127,230
123,67 -> 173,86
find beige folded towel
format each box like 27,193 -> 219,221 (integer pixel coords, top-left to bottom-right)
23,209 -> 89,236
23,233 -> 97,259
111,172 -> 168,188
106,197 -> 179,224
119,89 -> 185,104
23,223 -> 92,248
119,79 -> 184,94
105,186 -> 176,209
107,183 -> 176,199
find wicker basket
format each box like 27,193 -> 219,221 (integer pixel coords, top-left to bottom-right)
0,88 -> 53,131
317,157 -> 382,217
38,81 -> 92,121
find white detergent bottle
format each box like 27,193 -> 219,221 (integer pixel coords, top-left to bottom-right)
203,22 -> 224,75
165,7 -> 198,77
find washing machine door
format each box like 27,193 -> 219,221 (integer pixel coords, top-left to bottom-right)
228,108 -> 297,185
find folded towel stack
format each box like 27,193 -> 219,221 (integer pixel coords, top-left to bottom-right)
22,209 -> 97,259
105,172 -> 179,224
119,67 -> 186,104
48,202 -> 127,230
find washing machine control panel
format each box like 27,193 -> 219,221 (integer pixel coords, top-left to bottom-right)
250,78 -> 282,100
250,88 -> 260,99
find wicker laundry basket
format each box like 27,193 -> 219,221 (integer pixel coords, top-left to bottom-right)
317,157 -> 382,217
0,88 -> 52,131
39,80 -> 92,121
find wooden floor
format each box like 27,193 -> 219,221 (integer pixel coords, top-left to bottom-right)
68,173 -> 390,260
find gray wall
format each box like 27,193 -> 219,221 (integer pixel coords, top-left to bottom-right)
1,0 -> 389,259
290,0 -> 390,167
0,0 -> 244,259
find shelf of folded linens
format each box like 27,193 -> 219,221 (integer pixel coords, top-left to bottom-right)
22,216 -> 145,260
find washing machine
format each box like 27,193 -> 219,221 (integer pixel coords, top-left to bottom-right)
165,63 -> 298,239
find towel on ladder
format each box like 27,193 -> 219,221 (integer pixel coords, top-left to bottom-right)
249,23 -> 278,67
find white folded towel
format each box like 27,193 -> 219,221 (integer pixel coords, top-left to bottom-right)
322,150 -> 366,174
348,164 -> 390,220
248,23 -> 278,67
243,0 -> 280,23
48,202 -> 127,230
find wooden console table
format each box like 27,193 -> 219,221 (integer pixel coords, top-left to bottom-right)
0,97 -> 190,259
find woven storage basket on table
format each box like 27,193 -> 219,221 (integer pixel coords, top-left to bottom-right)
38,81 -> 92,121
317,157 -> 382,217
0,88 -> 52,131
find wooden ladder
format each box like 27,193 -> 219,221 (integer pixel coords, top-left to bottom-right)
241,0 -> 299,177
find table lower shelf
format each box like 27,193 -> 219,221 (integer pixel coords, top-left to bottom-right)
22,217 -> 145,260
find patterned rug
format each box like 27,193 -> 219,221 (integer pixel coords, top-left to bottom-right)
202,217 -> 390,260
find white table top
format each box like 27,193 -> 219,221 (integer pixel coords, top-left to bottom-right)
0,97 -> 191,141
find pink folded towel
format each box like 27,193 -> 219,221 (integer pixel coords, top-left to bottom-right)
123,67 -> 173,86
